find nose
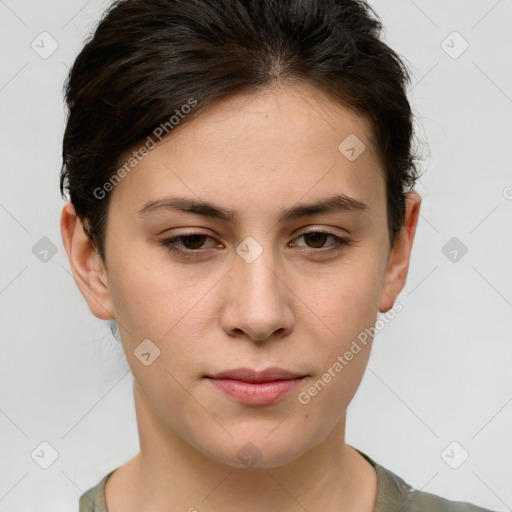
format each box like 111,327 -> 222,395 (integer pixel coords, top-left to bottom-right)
221,248 -> 294,342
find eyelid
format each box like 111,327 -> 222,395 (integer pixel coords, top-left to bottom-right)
294,226 -> 347,238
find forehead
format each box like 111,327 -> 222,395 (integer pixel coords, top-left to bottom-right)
108,82 -> 385,220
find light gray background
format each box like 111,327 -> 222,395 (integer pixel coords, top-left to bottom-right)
0,0 -> 511,510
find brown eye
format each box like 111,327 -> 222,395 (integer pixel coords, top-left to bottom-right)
178,234 -> 208,250
160,233 -> 220,256
294,231 -> 348,252
303,232 -> 330,248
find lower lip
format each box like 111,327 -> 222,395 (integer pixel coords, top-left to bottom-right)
207,377 -> 305,405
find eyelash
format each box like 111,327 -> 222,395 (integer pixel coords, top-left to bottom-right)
159,230 -> 349,258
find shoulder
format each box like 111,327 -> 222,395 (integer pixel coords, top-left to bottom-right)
354,448 -> 498,512
79,469 -> 116,512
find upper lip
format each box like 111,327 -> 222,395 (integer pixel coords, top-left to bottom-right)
206,367 -> 305,383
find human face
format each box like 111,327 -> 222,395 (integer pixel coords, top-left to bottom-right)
63,82 -> 420,469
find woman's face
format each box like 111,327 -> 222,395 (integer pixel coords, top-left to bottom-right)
63,82 -> 420,469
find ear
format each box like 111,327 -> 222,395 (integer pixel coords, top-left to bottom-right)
60,201 -> 115,320
379,191 -> 421,313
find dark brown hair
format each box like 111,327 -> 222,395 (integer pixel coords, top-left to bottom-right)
60,0 -> 422,265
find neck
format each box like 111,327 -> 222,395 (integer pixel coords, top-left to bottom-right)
108,380 -> 377,512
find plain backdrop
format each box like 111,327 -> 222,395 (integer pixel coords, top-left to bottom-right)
0,0 -> 511,510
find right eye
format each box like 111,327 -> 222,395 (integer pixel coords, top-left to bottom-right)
159,233 -> 222,257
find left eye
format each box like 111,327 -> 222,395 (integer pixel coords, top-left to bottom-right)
293,231 -> 346,250
160,231 -> 348,257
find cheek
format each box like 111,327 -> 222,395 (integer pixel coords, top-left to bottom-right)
107,256 -> 216,386
108,251 -> 198,335
296,251 -> 383,404
305,255 -> 384,339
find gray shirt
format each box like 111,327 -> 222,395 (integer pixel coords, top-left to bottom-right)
79,448 -> 497,511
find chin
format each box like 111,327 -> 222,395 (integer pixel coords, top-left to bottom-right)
196,432 -> 314,470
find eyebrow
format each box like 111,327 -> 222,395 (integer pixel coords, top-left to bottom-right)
137,193 -> 369,222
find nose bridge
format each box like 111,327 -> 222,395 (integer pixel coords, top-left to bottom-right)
235,237 -> 283,304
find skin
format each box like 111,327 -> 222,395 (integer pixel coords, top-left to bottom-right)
61,81 -> 421,512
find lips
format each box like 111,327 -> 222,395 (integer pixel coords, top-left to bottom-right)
205,367 -> 305,383
205,367 -> 307,405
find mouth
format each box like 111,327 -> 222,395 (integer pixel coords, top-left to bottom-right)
205,366 -> 306,382
204,367 -> 307,405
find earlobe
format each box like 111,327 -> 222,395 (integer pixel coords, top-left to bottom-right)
60,201 -> 115,320
378,191 -> 421,313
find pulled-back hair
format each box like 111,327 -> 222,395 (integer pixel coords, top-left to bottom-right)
60,0 -> 422,264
